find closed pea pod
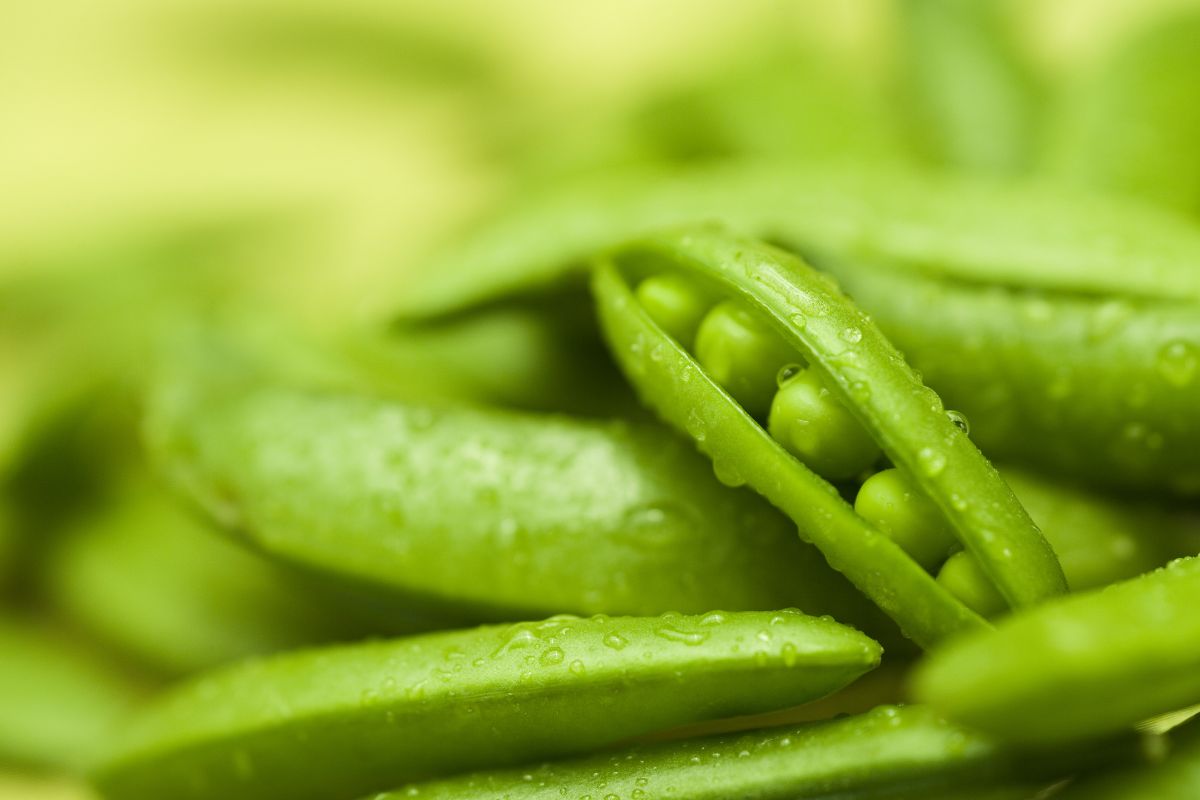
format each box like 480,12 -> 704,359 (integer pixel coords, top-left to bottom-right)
145,362 -> 886,628
90,610 -> 881,800
913,555 -> 1200,746
592,227 -> 1066,648
371,705 -> 1047,800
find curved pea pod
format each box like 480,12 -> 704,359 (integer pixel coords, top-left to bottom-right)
592,227 -> 1066,648
45,476 -> 371,676
144,371 -> 883,627
1046,12 -> 1200,216
395,160 -> 1200,323
1003,467 -> 1200,591
899,0 -> 1041,174
913,555 -> 1200,746
90,610 -> 881,800
0,619 -> 140,772
374,705 -> 1054,800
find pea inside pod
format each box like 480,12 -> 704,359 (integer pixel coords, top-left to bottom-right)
91,610 -> 881,800
592,226 -> 1067,648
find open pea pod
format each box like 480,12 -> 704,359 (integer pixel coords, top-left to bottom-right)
90,610 -> 880,800
591,227 -> 1066,648
373,705 -> 1049,800
913,555 -> 1200,746
396,162 -> 1200,494
146,362 -> 885,630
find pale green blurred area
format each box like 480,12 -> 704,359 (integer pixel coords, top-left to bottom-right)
2,0 -> 1200,795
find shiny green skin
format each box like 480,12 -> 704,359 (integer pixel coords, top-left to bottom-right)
372,705 -> 1025,800
0,620 -> 139,772
46,478 -> 361,676
145,374 -> 878,624
1057,718 -> 1200,800
395,162 -> 1200,492
1048,12 -> 1200,216
91,611 -> 881,800
900,0 -> 1040,174
592,228 -> 1066,648
913,555 -> 1200,745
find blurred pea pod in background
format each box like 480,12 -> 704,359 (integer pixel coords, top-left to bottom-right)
1046,9 -> 1200,217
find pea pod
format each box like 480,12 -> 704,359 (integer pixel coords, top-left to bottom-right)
45,476 -> 377,676
373,705 -> 1090,800
1003,467 -> 1200,591
592,227 -> 1065,647
823,256 -> 1200,494
145,366 -> 886,628
1047,11 -> 1200,216
90,610 -> 881,800
0,620 -> 140,772
913,555 -> 1200,745
396,162 -> 1200,493
899,0 -> 1041,174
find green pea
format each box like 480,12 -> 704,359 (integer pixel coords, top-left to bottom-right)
937,551 -> 1007,619
913,555 -> 1200,745
856,468 -> 959,572
0,619 -> 139,772
634,272 -> 711,350
694,299 -> 795,419
372,705 -> 1030,800
91,610 -> 881,800
769,368 -> 880,481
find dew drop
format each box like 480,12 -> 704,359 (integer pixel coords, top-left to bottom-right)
539,647 -> 565,667
603,633 -> 629,651
655,625 -> 711,646
685,408 -> 707,443
840,327 -> 863,344
776,363 -> 804,387
945,410 -> 970,435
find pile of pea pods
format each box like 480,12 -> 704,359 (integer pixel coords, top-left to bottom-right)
6,2 -> 1200,799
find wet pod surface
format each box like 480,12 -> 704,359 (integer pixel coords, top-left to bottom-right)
91,610 -> 881,800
